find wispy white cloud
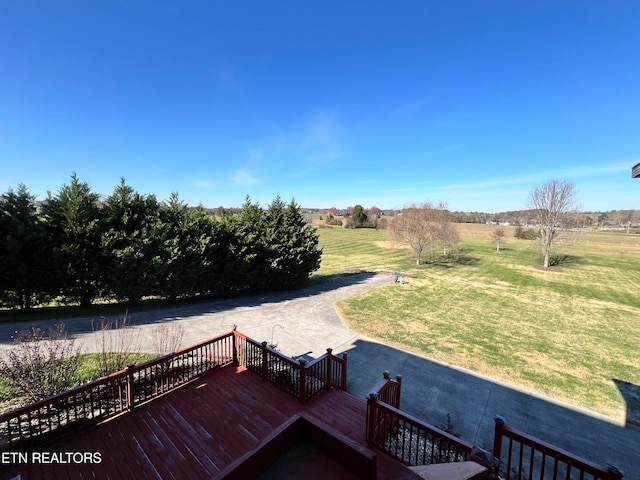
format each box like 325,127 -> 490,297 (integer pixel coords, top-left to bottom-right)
193,179 -> 214,189
439,176 -> 534,191
301,115 -> 334,149
439,161 -> 635,193
232,169 -> 259,185
242,111 -> 345,183
298,111 -> 344,167
553,161 -> 632,178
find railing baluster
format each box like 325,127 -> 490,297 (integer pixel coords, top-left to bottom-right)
506,437 -> 513,480
529,445 -> 535,480
518,440 -> 524,480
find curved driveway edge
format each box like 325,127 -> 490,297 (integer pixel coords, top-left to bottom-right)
0,271 -> 393,360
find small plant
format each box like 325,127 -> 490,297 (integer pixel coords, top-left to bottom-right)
440,413 -> 461,438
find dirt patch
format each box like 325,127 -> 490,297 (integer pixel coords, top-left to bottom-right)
534,265 -> 563,272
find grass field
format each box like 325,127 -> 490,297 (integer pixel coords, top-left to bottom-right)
315,224 -> 640,422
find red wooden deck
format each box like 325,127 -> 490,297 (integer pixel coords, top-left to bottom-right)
0,365 -> 420,480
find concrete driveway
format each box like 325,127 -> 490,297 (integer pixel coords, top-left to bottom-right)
0,271 -> 637,478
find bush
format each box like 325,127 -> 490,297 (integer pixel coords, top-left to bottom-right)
0,323 -> 80,404
514,226 -> 538,240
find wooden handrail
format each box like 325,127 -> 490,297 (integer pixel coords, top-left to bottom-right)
242,338 -> 347,403
492,416 -> 624,479
0,368 -> 129,423
366,375 -> 623,478
0,328 -> 346,451
0,330 -> 238,451
366,392 -> 474,466
368,371 -> 402,409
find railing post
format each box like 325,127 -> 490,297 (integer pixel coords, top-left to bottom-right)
366,392 -> 379,447
126,364 -> 136,412
396,374 -> 402,409
299,359 -> 307,404
491,416 -> 506,478
341,352 -> 348,390
326,348 -> 333,391
383,370 -> 390,380
261,341 -> 268,381
232,325 -> 239,366
606,465 -> 624,480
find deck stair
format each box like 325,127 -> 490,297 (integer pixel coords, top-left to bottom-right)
408,461 -> 489,480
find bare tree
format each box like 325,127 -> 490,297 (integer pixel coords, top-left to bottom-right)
434,205 -> 460,256
152,323 -> 187,356
391,202 -> 458,264
92,313 -> 141,376
391,202 -> 437,265
527,179 -> 578,268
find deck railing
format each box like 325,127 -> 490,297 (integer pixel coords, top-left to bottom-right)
0,328 -> 347,452
491,416 -> 624,480
130,331 -> 236,405
366,371 -> 476,466
240,336 -> 348,404
0,330 -> 237,451
365,375 -> 624,479
369,371 -> 402,408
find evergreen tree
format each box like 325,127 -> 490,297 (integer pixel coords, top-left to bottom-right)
194,206 -> 234,298
157,192 -> 193,300
351,204 -> 368,228
264,194 -> 289,287
41,173 -> 104,307
0,184 -> 51,311
225,196 -> 269,293
157,194 -> 231,299
279,199 -> 322,288
102,179 -> 162,303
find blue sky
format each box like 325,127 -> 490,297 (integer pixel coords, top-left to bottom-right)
2,2 -> 639,212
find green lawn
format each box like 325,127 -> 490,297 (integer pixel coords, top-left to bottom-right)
317,225 -> 640,421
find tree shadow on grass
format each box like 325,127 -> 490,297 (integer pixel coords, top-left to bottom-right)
424,252 -> 480,269
548,254 -> 584,267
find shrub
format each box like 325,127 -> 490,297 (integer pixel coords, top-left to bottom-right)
515,226 -> 538,240
0,323 -> 80,404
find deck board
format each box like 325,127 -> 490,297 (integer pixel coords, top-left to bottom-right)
0,365 -> 420,480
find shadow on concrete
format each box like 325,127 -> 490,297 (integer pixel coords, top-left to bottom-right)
614,378 -> 640,428
342,338 -> 639,479
0,272 -> 380,345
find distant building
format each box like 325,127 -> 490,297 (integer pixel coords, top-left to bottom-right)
633,162 -> 640,178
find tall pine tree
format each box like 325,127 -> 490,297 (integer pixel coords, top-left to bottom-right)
41,173 -> 104,307
0,184 -> 52,311
102,179 -> 162,303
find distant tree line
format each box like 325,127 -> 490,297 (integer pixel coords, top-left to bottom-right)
0,174 -> 321,312
317,206 -> 640,229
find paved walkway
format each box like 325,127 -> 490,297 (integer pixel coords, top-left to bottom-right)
0,272 -> 637,478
